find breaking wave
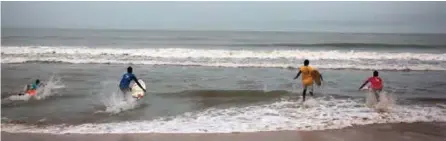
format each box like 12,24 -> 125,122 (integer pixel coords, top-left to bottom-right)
2,46 -> 446,70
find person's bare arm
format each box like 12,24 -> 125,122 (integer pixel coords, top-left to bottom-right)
358,80 -> 369,90
293,71 -> 302,80
132,77 -> 146,92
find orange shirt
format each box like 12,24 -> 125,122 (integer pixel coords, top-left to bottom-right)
299,66 -> 314,86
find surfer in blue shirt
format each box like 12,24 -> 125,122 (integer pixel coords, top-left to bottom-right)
119,66 -> 146,95
31,79 -> 41,90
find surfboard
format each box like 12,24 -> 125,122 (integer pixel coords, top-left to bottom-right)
312,70 -> 322,86
131,79 -> 146,99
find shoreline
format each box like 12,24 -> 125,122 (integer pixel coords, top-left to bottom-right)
2,122 -> 446,141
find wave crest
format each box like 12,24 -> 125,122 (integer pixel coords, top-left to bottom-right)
2,46 -> 446,71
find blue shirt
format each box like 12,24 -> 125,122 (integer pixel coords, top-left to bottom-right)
31,83 -> 39,90
119,73 -> 136,89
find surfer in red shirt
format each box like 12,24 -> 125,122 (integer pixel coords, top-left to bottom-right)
359,71 -> 383,101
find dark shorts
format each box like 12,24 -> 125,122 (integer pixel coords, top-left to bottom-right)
303,85 -> 314,93
120,87 -> 131,93
371,89 -> 382,100
371,89 -> 382,94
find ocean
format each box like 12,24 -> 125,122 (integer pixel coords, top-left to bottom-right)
1,28 -> 446,134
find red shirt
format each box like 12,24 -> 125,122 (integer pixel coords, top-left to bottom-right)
367,76 -> 383,89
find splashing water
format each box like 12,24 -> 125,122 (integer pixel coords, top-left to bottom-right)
6,74 -> 65,101
34,74 -> 65,100
95,81 -> 139,114
374,91 -> 397,112
303,98 -> 319,108
365,90 -> 397,112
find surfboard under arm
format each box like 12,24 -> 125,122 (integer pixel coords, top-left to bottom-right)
312,70 -> 322,86
131,79 -> 146,99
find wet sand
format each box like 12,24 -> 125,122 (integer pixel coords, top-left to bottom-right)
2,122 -> 445,141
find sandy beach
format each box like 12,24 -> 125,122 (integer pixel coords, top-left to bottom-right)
2,122 -> 445,141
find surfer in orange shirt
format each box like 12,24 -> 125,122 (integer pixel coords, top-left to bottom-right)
294,60 -> 323,102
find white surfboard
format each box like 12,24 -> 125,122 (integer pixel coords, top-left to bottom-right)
131,79 -> 146,99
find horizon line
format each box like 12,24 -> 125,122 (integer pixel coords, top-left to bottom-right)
2,26 -> 446,35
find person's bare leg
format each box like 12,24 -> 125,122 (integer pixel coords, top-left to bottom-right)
120,88 -> 129,101
309,85 -> 314,96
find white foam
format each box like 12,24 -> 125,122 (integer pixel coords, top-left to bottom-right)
2,46 -> 446,70
7,94 -> 33,101
2,46 -> 445,61
2,96 -> 445,134
302,98 -> 319,108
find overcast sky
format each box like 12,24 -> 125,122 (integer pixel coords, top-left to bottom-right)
2,1 -> 446,33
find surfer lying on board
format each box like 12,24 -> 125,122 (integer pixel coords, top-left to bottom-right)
18,79 -> 42,96
119,66 -> 146,97
293,59 -> 323,102
359,70 -> 383,102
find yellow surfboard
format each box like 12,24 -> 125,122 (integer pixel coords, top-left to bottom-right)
311,70 -> 322,86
